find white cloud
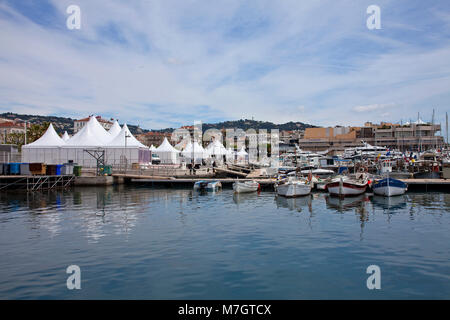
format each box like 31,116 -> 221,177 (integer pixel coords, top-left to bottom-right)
0,0 -> 449,129
352,103 -> 395,112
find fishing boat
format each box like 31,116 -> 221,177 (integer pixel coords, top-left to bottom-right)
300,168 -> 335,178
193,180 -> 222,191
276,177 -> 312,197
372,177 -> 407,196
326,174 -> 368,197
233,180 -> 260,193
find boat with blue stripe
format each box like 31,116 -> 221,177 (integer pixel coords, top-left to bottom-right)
372,177 -> 407,197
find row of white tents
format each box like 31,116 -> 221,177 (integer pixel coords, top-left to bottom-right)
21,116 -> 249,166
22,116 -> 150,167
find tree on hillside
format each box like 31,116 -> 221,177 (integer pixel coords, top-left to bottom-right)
27,122 -> 50,144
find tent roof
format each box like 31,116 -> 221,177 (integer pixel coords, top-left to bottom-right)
155,137 -> 179,153
107,124 -> 148,148
182,141 -> 205,156
62,131 -> 70,141
206,139 -> 227,155
66,116 -> 111,146
149,145 -> 157,151
108,120 -> 122,138
65,123 -> 104,146
23,123 -> 66,148
237,146 -> 248,155
414,118 -> 427,125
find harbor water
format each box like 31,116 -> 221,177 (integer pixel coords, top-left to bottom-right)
0,186 -> 449,299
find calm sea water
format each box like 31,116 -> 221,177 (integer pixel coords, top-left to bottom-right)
0,185 -> 449,299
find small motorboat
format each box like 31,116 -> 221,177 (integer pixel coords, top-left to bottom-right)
276,177 -> 312,197
193,180 -> 222,192
233,180 -> 260,193
372,177 -> 407,197
326,173 -> 368,197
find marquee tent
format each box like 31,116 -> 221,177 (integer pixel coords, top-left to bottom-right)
22,116 -> 151,167
181,141 -> 206,164
108,120 -> 122,139
236,146 -> 248,164
155,138 -> 179,164
62,131 -> 70,141
106,124 -> 150,165
206,139 -> 228,164
21,124 -> 67,164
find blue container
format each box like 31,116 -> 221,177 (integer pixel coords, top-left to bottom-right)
55,164 -> 63,176
10,163 -> 20,175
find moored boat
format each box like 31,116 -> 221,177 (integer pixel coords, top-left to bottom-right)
194,180 -> 222,191
276,178 -> 312,197
326,174 -> 368,197
372,177 -> 407,196
233,180 -> 260,193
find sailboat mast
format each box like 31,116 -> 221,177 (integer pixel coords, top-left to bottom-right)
446,112 -> 449,148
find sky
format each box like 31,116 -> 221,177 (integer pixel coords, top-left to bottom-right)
0,0 -> 449,130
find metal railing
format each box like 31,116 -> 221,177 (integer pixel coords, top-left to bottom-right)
0,152 -> 21,163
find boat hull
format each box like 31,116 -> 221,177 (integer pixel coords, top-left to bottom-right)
326,180 -> 367,196
372,178 -> 407,196
277,182 -> 311,197
194,181 -> 222,191
233,181 -> 259,193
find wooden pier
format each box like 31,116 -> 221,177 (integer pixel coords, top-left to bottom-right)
113,173 -> 450,192
400,179 -> 450,191
0,175 -> 75,191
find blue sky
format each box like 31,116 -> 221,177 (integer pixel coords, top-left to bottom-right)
0,0 -> 449,129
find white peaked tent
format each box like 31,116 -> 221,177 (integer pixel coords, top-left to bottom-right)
62,131 -> 70,141
155,138 -> 179,164
226,147 -> 235,163
206,140 -> 227,156
108,120 -> 122,139
182,141 -> 206,164
237,146 -> 248,164
25,124 -> 66,147
106,124 -> 151,164
22,124 -> 66,164
206,139 -> 227,164
413,118 -> 427,125
174,138 -> 190,151
57,116 -> 111,167
66,119 -> 105,147
149,145 -> 157,151
22,116 -> 152,167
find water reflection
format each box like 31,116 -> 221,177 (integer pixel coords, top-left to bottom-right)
0,188 -> 449,244
325,194 -> 369,214
0,187 -> 450,299
371,195 -> 408,211
274,195 -> 312,213
233,192 -> 260,205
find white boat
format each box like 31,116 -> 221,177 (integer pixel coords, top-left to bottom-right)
233,180 -> 260,193
300,168 -> 335,178
372,177 -> 407,196
326,174 -> 367,197
276,178 -> 312,197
